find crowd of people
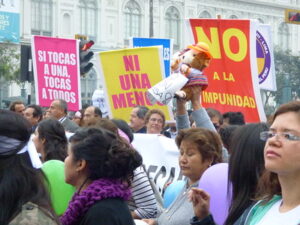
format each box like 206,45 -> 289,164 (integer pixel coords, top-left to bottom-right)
1,91 -> 300,225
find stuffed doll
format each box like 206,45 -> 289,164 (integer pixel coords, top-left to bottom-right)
171,42 -> 212,100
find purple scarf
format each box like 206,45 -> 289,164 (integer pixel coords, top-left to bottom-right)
60,178 -> 131,225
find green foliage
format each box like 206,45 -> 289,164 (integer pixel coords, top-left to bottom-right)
262,48 -> 300,109
0,43 -> 20,83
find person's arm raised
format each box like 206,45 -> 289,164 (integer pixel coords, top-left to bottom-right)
190,86 -> 216,132
175,98 -> 190,130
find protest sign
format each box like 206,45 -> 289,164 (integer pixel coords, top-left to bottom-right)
186,19 -> 266,122
0,0 -> 20,43
257,24 -> 276,91
97,46 -> 173,122
32,36 -> 81,111
132,134 -> 183,194
92,89 -> 109,118
285,9 -> 300,25
131,37 -> 173,77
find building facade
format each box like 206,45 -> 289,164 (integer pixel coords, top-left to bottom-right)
14,0 -> 300,105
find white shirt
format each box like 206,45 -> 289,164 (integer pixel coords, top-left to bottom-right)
58,116 -> 67,123
256,200 -> 300,225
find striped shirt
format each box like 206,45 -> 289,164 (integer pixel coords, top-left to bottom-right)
128,166 -> 158,219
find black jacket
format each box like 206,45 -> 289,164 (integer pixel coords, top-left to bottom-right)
78,198 -> 135,225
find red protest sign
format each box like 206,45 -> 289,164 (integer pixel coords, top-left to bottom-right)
187,19 -> 265,122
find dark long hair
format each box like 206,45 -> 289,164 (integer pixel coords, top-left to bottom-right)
69,127 -> 142,186
225,123 -> 268,225
0,110 -> 57,225
111,118 -> 134,143
37,118 -> 68,161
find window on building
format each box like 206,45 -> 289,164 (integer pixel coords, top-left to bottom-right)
79,0 -> 97,41
31,0 -> 53,36
165,6 -> 180,49
229,15 -> 238,19
63,13 -> 71,35
257,18 -> 264,24
81,68 -> 97,106
124,0 -> 141,40
199,11 -> 212,18
278,22 -> 290,50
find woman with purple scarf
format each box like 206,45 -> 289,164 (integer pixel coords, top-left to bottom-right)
60,127 -> 143,225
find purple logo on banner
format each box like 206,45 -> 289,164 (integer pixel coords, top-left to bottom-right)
256,31 -> 271,84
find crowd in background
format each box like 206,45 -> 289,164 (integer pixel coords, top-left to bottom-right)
1,93 -> 300,225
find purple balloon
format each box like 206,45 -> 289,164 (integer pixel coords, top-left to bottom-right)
198,163 -> 231,225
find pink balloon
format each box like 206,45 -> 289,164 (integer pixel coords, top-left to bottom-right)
198,163 -> 231,225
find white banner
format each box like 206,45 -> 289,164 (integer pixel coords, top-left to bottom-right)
132,134 -> 183,194
257,24 -> 277,91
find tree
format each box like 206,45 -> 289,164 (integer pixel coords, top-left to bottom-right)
0,43 -> 21,108
262,48 -> 300,112
0,43 -> 20,82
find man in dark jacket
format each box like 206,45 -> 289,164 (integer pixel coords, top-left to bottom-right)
129,106 -> 149,133
23,104 -> 43,133
48,99 -> 79,133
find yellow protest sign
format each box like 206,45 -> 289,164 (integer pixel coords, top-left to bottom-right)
97,46 -> 173,122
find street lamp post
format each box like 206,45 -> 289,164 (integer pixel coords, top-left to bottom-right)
0,77 -> 2,109
0,75 -> 5,109
281,73 -> 292,104
149,0 -> 154,37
